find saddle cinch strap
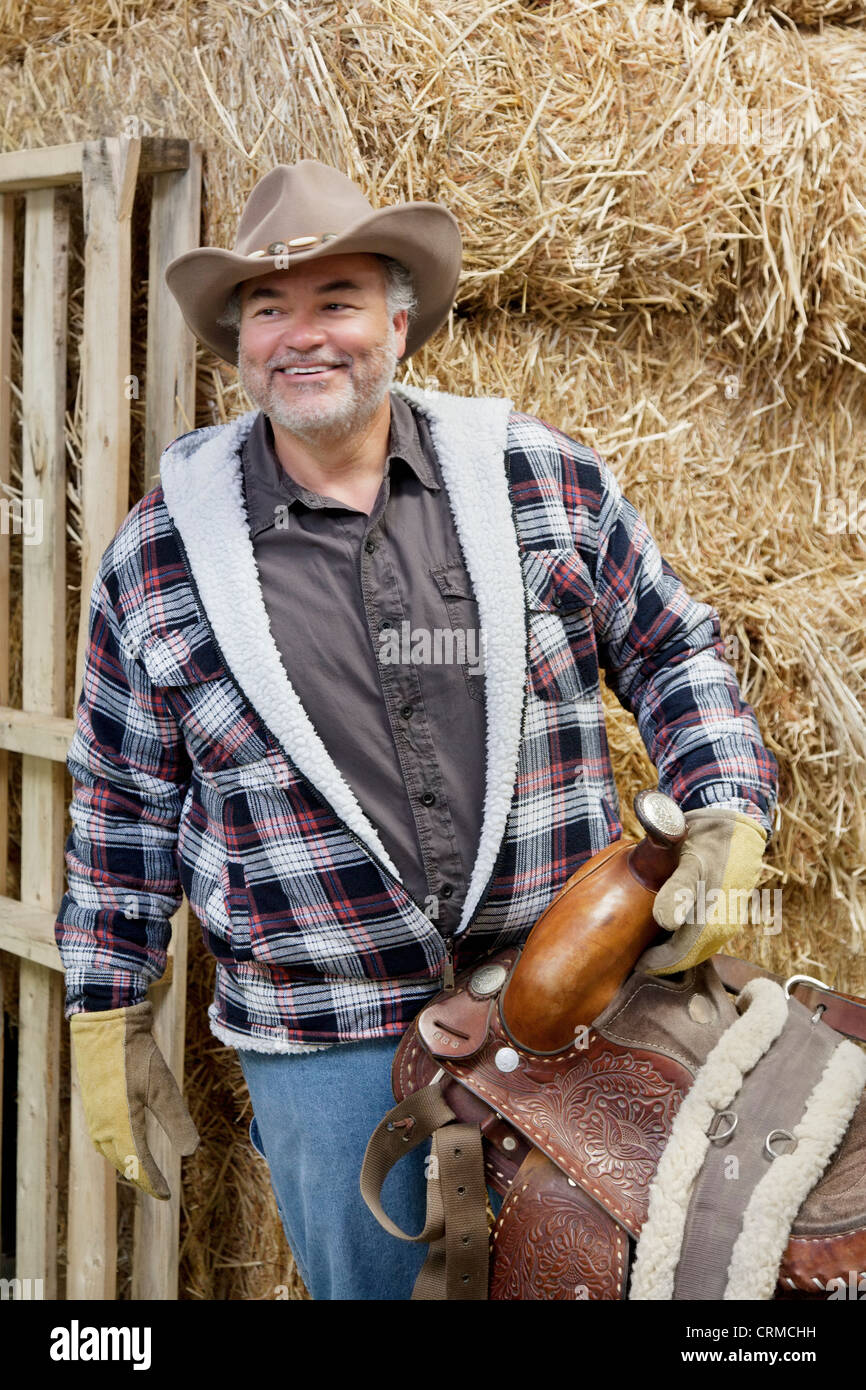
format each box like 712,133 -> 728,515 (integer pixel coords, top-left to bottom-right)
360,955 -> 866,1300
359,1077 -> 489,1299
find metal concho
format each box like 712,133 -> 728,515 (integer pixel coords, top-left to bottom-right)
494,1047 -> 520,1074
469,963 -> 508,998
639,790 -> 686,840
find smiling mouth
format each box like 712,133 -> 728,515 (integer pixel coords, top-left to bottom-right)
276,365 -> 346,381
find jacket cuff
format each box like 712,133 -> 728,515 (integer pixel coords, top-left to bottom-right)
64,970 -> 152,1019
680,788 -> 775,844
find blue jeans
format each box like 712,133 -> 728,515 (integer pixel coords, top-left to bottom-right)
238,1036 -> 502,1300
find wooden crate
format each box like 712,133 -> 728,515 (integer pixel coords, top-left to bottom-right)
0,136 -> 202,1300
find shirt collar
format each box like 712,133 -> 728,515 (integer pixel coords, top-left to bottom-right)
241,390 -> 440,538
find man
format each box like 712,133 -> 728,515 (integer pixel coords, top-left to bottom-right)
56,161 -> 778,1301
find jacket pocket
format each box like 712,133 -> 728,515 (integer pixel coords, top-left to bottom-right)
213,788 -> 443,980
198,749 -> 296,796
430,561 -> 485,702
219,856 -> 253,959
521,548 -> 600,702
219,849 -> 443,980
139,621 -> 278,777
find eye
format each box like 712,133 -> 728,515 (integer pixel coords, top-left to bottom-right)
250,302 -> 354,317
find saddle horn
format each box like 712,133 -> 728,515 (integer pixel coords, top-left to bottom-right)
499,789 -> 688,1054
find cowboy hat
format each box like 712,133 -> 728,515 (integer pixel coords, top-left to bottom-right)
164,159 -> 463,365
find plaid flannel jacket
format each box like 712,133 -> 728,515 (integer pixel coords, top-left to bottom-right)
54,384 -> 778,1051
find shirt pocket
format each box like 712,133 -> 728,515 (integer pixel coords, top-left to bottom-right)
429,561 -> 485,702
521,548 -> 600,702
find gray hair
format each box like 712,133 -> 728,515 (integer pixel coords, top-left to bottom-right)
217,254 -> 417,336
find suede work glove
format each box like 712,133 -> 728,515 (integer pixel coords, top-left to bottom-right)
637,807 -> 768,976
70,1000 -> 200,1200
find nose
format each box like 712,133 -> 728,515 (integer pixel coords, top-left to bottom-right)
273,304 -> 329,352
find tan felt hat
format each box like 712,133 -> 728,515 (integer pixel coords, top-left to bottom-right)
164,159 -> 463,365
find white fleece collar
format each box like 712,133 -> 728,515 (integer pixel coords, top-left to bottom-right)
159,384 -> 526,935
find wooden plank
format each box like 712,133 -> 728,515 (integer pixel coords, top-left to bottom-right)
75,137 -> 140,695
0,138 -> 190,193
144,144 -> 202,480
0,896 -> 64,970
139,139 -> 192,177
17,187 -> 69,1299
65,136 -> 145,1301
134,146 -> 201,1301
0,143 -> 83,191
16,964 -> 62,1291
0,706 -> 75,760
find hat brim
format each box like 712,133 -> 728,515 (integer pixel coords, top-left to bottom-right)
165,203 -> 462,365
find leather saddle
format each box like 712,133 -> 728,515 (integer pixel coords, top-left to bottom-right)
364,951 -> 866,1299
361,798 -> 866,1300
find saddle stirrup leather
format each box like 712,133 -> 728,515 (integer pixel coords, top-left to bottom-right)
360,791 -> 866,1300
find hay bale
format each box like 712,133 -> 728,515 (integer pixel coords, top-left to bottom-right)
4,2 -> 865,372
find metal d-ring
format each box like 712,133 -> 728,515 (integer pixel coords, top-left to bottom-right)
765,1128 -> 798,1159
707,1109 -> 738,1143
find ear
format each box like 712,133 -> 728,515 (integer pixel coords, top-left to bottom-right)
393,308 -> 409,360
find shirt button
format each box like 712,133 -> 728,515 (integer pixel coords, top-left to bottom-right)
364,538 -> 376,554
420,791 -> 436,807
400,704 -> 413,719
381,619 -> 393,630
441,884 -> 453,898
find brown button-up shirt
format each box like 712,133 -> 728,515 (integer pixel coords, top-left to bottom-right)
240,391 -> 487,939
